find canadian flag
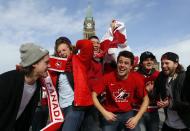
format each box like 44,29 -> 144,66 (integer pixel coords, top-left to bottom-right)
101,20 -> 131,63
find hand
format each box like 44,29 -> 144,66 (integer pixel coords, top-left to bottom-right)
111,20 -> 117,31
145,81 -> 154,92
125,116 -> 139,129
103,111 -> 117,122
157,97 -> 169,108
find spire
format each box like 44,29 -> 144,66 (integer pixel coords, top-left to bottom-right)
86,1 -> 92,19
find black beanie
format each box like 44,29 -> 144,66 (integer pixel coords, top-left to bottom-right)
140,51 -> 156,63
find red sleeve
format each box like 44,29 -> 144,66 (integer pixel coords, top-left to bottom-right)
75,39 -> 93,65
145,70 -> 160,84
111,30 -> 126,47
100,30 -> 126,53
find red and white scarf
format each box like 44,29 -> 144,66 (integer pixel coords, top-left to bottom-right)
48,56 -> 67,72
41,56 -> 67,131
40,74 -> 64,131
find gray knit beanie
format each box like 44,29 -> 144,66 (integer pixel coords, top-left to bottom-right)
20,43 -> 49,67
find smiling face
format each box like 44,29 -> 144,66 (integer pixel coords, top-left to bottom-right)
90,38 -> 100,55
142,58 -> 155,70
117,56 -> 132,79
57,43 -> 72,58
161,59 -> 178,76
32,54 -> 49,78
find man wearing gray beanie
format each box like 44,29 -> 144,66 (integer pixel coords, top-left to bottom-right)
0,43 -> 49,131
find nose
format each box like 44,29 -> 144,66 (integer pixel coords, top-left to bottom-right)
120,62 -> 126,67
162,63 -> 167,69
47,62 -> 50,68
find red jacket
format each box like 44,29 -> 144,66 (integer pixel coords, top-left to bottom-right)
49,40 -> 97,107
71,40 -> 94,106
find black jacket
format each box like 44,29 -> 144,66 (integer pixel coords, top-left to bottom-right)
154,69 -> 190,128
178,65 -> 190,128
0,70 -> 40,131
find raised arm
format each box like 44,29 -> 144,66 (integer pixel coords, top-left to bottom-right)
75,39 -> 93,64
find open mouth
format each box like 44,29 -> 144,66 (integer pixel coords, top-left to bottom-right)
163,69 -> 169,73
118,68 -> 126,73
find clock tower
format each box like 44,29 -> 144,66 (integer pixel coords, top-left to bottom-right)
83,2 -> 95,39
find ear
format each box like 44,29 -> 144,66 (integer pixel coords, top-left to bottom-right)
129,65 -> 133,70
174,62 -> 178,68
32,63 -> 38,68
16,64 -> 22,70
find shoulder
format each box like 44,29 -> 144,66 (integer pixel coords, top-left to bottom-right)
0,70 -> 24,88
0,70 -> 24,97
104,71 -> 116,77
176,71 -> 186,83
127,72 -> 144,86
103,71 -> 116,82
177,71 -> 186,79
148,70 -> 160,81
0,70 -> 22,79
153,70 -> 160,76
129,71 -> 142,79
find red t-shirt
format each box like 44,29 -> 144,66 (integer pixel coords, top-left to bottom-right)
93,71 -> 147,113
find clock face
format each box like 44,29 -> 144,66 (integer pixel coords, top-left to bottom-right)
86,23 -> 92,29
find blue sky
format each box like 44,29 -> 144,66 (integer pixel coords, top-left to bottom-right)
0,0 -> 190,73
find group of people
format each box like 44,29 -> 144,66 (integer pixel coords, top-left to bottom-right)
0,20 -> 190,131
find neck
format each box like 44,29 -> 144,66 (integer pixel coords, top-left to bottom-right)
25,73 -> 38,85
147,68 -> 151,72
118,74 -> 128,80
169,70 -> 176,77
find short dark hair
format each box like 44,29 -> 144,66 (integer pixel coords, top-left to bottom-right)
54,36 -> 72,56
117,51 -> 134,65
88,35 -> 99,41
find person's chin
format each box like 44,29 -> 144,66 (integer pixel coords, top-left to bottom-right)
118,71 -> 127,77
163,71 -> 169,76
41,71 -> 48,78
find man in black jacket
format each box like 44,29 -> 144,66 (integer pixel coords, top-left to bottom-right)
154,52 -> 190,131
0,43 -> 49,131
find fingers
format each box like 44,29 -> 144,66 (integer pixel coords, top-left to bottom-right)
104,112 -> 117,122
125,118 -> 136,129
145,81 -> 152,85
157,98 -> 169,108
110,113 -> 117,121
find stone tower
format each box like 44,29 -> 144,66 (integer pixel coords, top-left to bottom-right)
83,2 -> 95,39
